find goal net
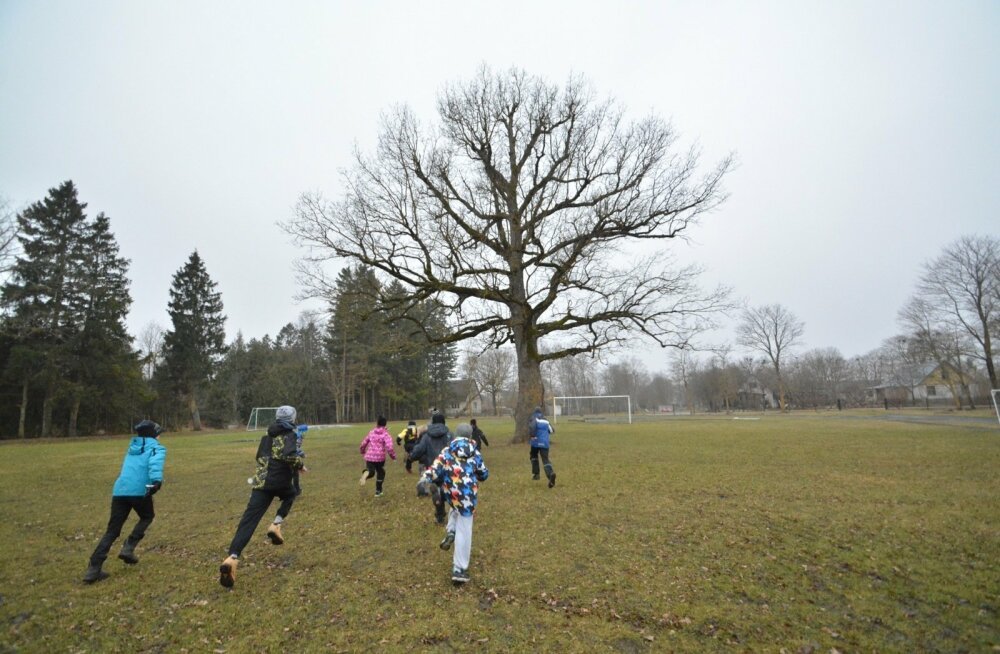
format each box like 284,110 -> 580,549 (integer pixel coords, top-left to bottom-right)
552,395 -> 632,424
246,407 -> 279,431
992,389 -> 1000,427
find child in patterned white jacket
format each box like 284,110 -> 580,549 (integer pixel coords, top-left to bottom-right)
418,423 -> 488,584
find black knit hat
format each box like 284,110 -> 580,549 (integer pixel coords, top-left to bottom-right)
431,412 -> 445,424
134,420 -> 163,438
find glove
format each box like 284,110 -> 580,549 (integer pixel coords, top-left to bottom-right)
416,480 -> 431,497
396,437 -> 402,445
146,481 -> 162,496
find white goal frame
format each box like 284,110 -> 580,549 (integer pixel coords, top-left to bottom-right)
992,389 -> 1000,427
552,395 -> 632,425
246,407 -> 280,431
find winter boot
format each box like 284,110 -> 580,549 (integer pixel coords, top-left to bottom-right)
439,531 -> 455,550
266,522 -> 284,545
548,472 -> 557,489
118,540 -> 139,565
83,563 -> 109,584
219,555 -> 238,588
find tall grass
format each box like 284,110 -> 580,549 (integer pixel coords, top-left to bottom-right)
1,414 -> 997,652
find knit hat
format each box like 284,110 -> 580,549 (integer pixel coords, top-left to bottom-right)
276,405 -> 297,422
134,420 -> 163,438
455,423 -> 473,439
431,412 -> 445,424
407,420 -> 416,426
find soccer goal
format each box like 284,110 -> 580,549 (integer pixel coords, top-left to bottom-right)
552,395 -> 632,424
992,389 -> 1000,427
246,407 -> 279,431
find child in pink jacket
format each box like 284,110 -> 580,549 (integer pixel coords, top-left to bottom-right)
359,416 -> 396,497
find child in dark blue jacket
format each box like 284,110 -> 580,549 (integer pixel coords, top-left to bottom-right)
528,407 -> 556,488
83,420 -> 166,583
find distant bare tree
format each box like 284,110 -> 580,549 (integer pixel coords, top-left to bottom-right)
669,349 -> 699,415
737,304 -> 805,410
552,353 -> 598,398
137,321 -> 165,380
601,357 -> 649,402
911,235 -> 999,390
469,347 -> 515,416
899,297 -> 977,408
286,66 -> 732,441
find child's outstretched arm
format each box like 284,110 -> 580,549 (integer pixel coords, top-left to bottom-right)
475,456 -> 489,482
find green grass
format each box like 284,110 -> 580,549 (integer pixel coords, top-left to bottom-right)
1,414 -> 998,653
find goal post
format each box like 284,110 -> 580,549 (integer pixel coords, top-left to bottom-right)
246,407 -> 279,431
552,395 -> 632,424
992,389 -> 1000,427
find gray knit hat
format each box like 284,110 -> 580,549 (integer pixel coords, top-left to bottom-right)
455,423 -> 473,439
276,405 -> 297,422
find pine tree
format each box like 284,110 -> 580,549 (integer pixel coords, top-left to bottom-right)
162,251 -> 226,430
63,213 -> 138,436
2,181 -> 90,436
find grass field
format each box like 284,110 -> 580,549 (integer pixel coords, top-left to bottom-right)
1,413 -> 998,653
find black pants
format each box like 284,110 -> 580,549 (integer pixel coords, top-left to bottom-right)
530,446 -> 555,480
89,495 -> 155,566
404,442 -> 415,472
228,488 -> 296,557
365,460 -> 386,492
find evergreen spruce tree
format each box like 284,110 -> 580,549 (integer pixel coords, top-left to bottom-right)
64,213 -> 139,436
162,251 -> 226,430
2,181 -> 90,436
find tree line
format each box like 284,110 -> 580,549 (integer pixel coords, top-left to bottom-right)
0,182 -> 458,438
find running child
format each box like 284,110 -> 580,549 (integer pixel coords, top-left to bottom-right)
418,423 -> 488,584
359,416 -> 396,497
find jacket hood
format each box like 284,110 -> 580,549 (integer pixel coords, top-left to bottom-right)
268,420 -> 296,437
127,436 -> 156,455
449,437 -> 477,460
426,422 -> 450,439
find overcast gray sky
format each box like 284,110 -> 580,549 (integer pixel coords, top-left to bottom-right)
1,1 -> 997,374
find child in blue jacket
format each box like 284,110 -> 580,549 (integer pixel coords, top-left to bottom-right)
83,420 -> 166,584
528,406 -> 556,488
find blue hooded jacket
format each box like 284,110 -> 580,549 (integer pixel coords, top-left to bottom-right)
111,436 -> 166,497
529,411 -> 553,449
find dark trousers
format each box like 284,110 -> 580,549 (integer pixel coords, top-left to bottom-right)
530,446 -> 555,479
404,442 -> 415,472
89,495 -> 155,566
365,460 -> 386,492
228,488 -> 296,557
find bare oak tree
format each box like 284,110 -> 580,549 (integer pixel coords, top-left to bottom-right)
286,67 -> 732,441
737,304 -> 805,410
912,235 -> 999,390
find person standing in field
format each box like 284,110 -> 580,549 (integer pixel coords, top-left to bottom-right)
219,405 -> 305,589
407,411 -> 452,524
359,415 -> 396,497
83,420 -> 166,584
529,406 -> 556,488
418,423 -> 489,584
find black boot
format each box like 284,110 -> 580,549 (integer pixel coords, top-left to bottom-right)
118,539 -> 139,565
83,563 -> 109,584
